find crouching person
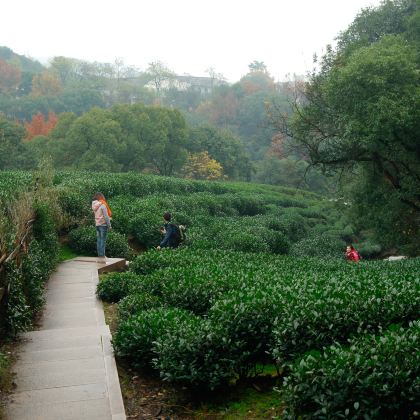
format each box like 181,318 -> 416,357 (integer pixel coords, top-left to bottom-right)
157,212 -> 183,250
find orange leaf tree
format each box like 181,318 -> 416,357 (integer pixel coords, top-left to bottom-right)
25,112 -> 58,139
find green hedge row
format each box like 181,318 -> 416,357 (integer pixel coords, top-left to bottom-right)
68,225 -> 130,258
103,250 -> 420,395
53,170 -> 337,255
54,171 -> 320,201
283,321 -> 420,419
1,203 -> 59,336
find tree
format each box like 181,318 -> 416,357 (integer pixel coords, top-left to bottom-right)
0,59 -> 21,95
239,71 -> 275,95
49,112 -> 77,140
187,125 -> 252,180
205,67 -> 225,88
272,0 -> 420,251
41,104 -> 189,174
337,0 -> 416,55
49,56 -> 76,85
50,108 -> 124,170
25,112 -> 58,139
143,107 -> 188,175
31,71 -> 62,97
146,61 -> 175,102
0,116 -> 25,169
182,151 -> 223,180
196,85 -> 239,128
248,61 -> 268,73
288,36 -> 419,210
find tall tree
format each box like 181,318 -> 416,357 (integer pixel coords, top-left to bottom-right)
146,61 -> 175,102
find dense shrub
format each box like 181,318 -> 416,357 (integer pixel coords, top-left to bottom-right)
21,241 -> 48,312
57,187 -> 90,223
271,260 -> 420,362
129,249 -> 179,275
283,321 -> 420,419
121,250 -> 420,392
0,201 -> 59,337
129,213 -> 161,248
113,307 -> 193,369
209,284 -> 283,375
290,234 -> 345,259
265,230 -> 290,254
129,248 -> 223,277
32,202 -> 59,260
118,292 -> 163,318
276,212 -> 308,242
103,186 -> 328,252
96,272 -> 141,302
358,241 -> 382,258
224,231 -> 271,253
1,263 -> 32,336
154,317 -> 236,390
68,225 -> 130,258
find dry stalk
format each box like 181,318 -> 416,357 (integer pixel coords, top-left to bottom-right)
7,191 -> 35,247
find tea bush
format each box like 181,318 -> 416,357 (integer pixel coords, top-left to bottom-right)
290,234 -> 345,259
271,260 -> 420,362
118,292 -> 163,319
96,272 -> 142,303
21,241 -> 48,313
57,187 -> 90,223
68,225 -> 130,258
283,321 -> 420,419
116,249 -> 420,398
52,170 -> 341,255
113,307 -> 193,369
1,263 -> 32,336
154,316 -> 236,390
208,283 -> 284,375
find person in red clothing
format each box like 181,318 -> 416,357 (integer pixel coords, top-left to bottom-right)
346,245 -> 360,262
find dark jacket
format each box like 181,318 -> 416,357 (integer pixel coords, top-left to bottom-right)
160,223 -> 179,248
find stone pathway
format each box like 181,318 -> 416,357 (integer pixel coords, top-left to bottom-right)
5,257 -> 126,420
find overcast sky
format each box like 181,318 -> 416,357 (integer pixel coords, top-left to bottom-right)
2,0 -> 382,82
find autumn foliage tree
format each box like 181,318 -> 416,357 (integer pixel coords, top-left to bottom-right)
31,71 -> 62,97
182,151 -> 224,180
0,59 -> 21,95
25,112 -> 58,140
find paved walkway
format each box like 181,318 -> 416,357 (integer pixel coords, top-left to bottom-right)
5,257 -> 126,420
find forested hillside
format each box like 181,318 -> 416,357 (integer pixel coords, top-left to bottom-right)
0,0 -> 419,253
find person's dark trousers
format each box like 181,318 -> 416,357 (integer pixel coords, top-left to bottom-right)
96,225 -> 108,257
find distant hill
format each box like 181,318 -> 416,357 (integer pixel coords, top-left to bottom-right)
0,46 -> 44,73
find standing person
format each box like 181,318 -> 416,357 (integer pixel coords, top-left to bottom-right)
157,212 -> 181,250
92,192 -> 112,262
346,245 -> 360,262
